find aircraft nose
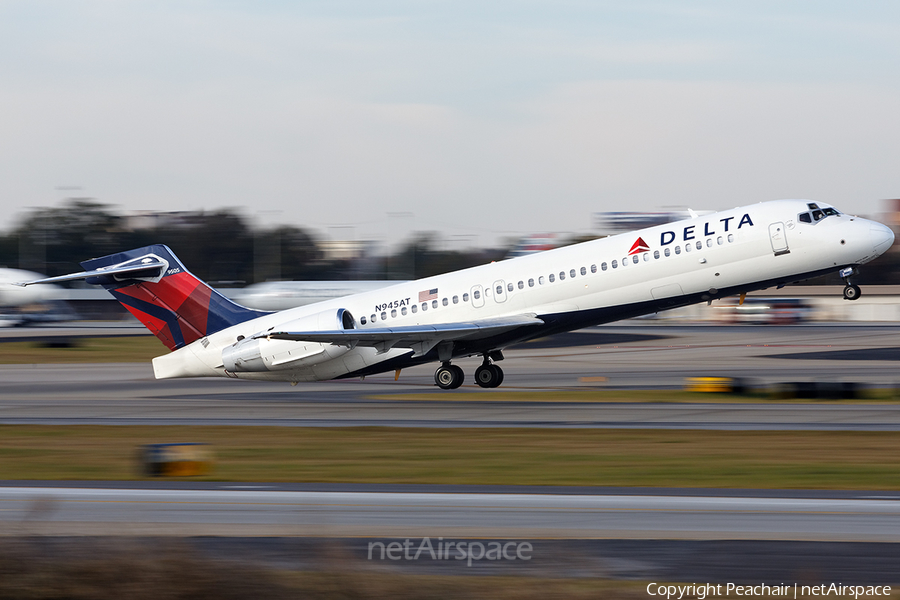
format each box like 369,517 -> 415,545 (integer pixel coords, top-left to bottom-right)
871,222 -> 895,256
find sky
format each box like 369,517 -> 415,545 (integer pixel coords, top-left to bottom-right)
1,1 -> 899,248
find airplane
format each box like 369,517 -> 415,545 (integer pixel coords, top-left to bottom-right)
18,199 -> 894,389
0,267 -> 71,326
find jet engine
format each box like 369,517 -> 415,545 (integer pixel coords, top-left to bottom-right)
222,308 -> 355,373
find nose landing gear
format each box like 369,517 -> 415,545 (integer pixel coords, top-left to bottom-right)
843,284 -> 861,301
839,267 -> 862,301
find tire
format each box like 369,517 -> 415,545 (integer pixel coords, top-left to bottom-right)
843,284 -> 861,301
449,365 -> 464,389
492,365 -> 504,387
475,364 -> 504,388
475,364 -> 496,388
435,365 -> 464,389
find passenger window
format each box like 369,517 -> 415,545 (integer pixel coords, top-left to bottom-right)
642,253 -> 649,262
612,260 -> 618,268
664,248 -> 671,257
402,306 -> 408,316
474,290 -> 480,299
411,305 -> 417,313
508,282 -> 514,292
621,257 -> 627,267
371,314 -> 377,322
539,276 -> 545,284
422,303 -> 428,311
632,255 -> 639,264
517,281 -> 524,290
706,239 -> 712,248
653,250 -> 660,259
685,244 -> 691,253
580,267 -> 586,276
463,293 -> 469,302
559,272 -> 565,280
570,269 -> 576,278
674,246 -> 681,255
601,262 -> 608,271
696,241 -> 703,250
591,264 -> 597,273
799,213 -> 811,224
432,300 -> 438,309
549,274 -> 556,282
391,309 -> 397,318
452,295 -> 458,304
728,234 -> 735,243
717,236 -> 723,245
442,298 -> 448,306
381,311 -> 387,320
528,278 -> 534,287
361,316 -> 367,325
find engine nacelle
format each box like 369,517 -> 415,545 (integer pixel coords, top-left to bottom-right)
222,308 -> 356,373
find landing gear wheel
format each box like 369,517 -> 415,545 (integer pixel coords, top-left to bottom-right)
843,284 -> 861,301
493,365 -> 504,387
435,364 -> 464,389
475,364 -> 504,388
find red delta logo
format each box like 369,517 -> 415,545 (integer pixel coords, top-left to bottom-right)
628,237 -> 650,255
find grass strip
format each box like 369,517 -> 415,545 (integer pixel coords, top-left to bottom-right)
0,336 -> 164,364
0,536 -> 657,600
2,426 -> 900,489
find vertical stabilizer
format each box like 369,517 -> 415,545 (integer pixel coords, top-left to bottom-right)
82,245 -> 268,350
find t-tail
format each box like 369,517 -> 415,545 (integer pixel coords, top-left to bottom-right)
18,245 -> 269,350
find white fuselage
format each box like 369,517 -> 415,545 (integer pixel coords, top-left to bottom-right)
152,199 -> 893,382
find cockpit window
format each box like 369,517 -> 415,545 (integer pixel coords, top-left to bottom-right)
798,205 -> 841,225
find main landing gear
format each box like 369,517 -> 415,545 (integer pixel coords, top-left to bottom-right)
434,362 -> 464,390
433,353 -> 505,390
474,360 -> 504,389
839,267 -> 862,301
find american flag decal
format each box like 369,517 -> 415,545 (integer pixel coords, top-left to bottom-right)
418,288 -> 438,302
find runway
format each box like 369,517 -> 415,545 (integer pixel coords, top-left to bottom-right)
2,324 -> 900,429
4,324 -> 900,581
3,484 -> 900,541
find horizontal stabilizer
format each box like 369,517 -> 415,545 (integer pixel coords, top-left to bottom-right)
14,259 -> 167,287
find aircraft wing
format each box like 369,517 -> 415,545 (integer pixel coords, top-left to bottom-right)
262,314 -> 544,356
